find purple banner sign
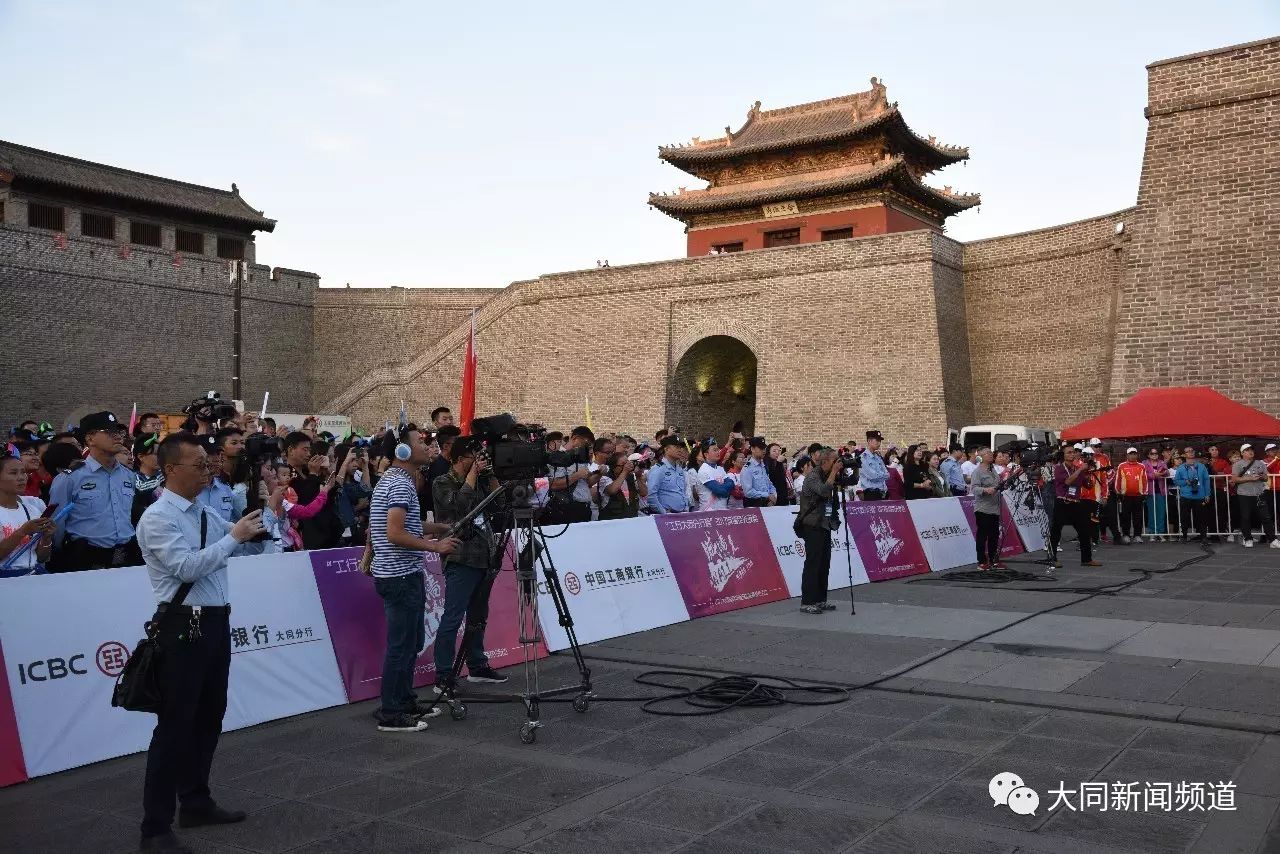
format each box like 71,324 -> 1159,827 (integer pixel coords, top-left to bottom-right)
844,500 -> 930,581
959,496 -> 1026,559
309,547 -> 537,703
654,509 -> 790,617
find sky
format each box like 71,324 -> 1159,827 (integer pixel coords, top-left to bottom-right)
2,1 -> 1276,289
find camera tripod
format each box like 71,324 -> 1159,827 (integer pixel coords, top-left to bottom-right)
427,480 -> 593,743
999,470 -> 1057,574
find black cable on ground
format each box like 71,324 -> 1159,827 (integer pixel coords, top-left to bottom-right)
631,671 -> 849,716
544,541 -> 1218,714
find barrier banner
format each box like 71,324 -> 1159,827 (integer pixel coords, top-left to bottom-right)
1003,492 -> 1048,552
532,518 -> 689,651
956,497 -> 1026,563
910,497 -> 978,572
310,548 -> 537,703
844,500 -> 930,581
759,506 -> 867,597
655,509 -> 790,617
0,638 -> 26,786
0,554 -> 345,778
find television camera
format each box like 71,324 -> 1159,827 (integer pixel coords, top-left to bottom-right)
183,391 -> 239,425
471,413 -> 591,482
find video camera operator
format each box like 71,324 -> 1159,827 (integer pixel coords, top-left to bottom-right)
546,426 -> 595,524
796,448 -> 842,614
49,411 -> 141,572
431,435 -> 509,690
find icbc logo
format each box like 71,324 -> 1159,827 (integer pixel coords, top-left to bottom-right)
564,572 -> 581,595
96,641 -> 130,677
16,654 -> 87,684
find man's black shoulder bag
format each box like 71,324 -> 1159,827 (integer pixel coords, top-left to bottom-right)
111,512 -> 206,713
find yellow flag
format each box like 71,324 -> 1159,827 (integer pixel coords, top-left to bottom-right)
584,395 -> 595,431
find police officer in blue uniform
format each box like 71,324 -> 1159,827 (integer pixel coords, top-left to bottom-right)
194,434 -> 237,523
858,429 -> 890,501
49,411 -> 141,571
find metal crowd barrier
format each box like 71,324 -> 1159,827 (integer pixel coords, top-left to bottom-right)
1098,474 -> 1277,543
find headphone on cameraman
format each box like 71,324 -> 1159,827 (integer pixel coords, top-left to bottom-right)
385,427 -> 413,461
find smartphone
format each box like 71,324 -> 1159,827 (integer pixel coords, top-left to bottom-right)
40,503 -> 59,519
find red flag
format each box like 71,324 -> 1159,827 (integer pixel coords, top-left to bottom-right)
127,403 -> 138,435
459,311 -> 476,436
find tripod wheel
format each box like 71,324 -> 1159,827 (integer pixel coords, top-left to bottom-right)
571,695 -> 590,713
519,722 -> 538,744
449,703 -> 467,721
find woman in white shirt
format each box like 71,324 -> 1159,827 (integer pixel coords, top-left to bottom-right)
0,453 -> 53,575
685,444 -> 705,511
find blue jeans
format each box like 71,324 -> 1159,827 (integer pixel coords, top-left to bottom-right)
433,562 -> 491,680
375,572 -> 425,721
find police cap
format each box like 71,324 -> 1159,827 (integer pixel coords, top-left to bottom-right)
79,411 -> 125,434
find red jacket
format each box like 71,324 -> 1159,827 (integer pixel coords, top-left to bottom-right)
1113,461 -> 1149,497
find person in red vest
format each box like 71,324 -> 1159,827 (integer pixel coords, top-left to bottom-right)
1113,447 -> 1149,544
1207,444 -> 1234,543
1088,438 -> 1118,544
1265,443 -> 1280,549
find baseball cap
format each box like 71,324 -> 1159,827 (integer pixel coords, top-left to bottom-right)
1126,447 -> 1138,454
1089,438 -> 1102,446
1266,443 -> 1278,452
1072,443 -> 1085,451
1241,443 -> 1253,452
1082,447 -> 1096,455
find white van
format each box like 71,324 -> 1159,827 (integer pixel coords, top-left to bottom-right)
959,425 -> 1058,451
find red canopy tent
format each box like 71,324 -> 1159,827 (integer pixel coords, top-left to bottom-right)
1061,387 -> 1280,441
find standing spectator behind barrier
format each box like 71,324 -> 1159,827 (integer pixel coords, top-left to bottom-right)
1160,447 -> 1180,536
971,448 -> 1003,570
598,452 -> 645,520
49,411 -> 140,571
940,444 -> 967,496
131,434 -> 165,527
647,436 -> 690,514
766,443 -> 791,505
0,454 -> 53,576
1174,447 -> 1211,544
1207,444 -> 1234,542
546,426 -> 595,524
1113,448 -> 1148,544
1265,443 -> 1280,550
282,432 -> 343,549
1231,444 -> 1272,547
1143,448 -> 1169,539
740,438 -> 777,507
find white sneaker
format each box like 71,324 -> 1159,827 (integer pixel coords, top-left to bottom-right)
1226,535 -> 1235,543
1243,539 -> 1255,548
1121,536 -> 1131,544
1270,540 -> 1280,549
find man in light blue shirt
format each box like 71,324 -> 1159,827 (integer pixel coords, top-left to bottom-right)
135,433 -> 267,851
741,438 -> 777,507
647,437 -> 690,514
49,410 -> 139,570
858,430 -> 890,500
1173,446 -> 1212,543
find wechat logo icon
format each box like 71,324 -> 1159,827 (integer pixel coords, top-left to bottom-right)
990,772 -> 1039,816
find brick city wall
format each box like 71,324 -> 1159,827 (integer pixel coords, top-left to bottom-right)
962,210 -> 1132,428
322,231 -> 969,449
312,286 -> 494,413
1108,36 -> 1280,414
0,196 -> 317,428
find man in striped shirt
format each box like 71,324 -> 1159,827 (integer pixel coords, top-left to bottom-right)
370,427 -> 459,733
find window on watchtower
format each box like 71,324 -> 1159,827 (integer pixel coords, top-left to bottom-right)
176,229 -> 204,254
217,236 -> 245,260
763,228 -> 800,248
81,212 -> 115,239
27,202 -> 64,231
130,221 -> 161,247
821,227 -> 853,241
712,242 -> 744,253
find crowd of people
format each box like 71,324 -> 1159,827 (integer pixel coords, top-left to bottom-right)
3,405 -> 1279,580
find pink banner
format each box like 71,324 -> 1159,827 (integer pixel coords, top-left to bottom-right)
654,509 -> 790,617
309,547 -> 540,703
959,496 -> 1026,559
845,500 -> 930,581
0,638 -> 27,786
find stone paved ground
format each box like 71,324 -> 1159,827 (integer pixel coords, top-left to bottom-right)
2,539 -> 1279,853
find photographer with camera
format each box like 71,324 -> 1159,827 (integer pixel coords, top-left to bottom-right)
49,411 -> 141,572
1173,447 -> 1212,544
546,426 -> 595,524
796,448 -> 842,615
598,451 -> 646,520
134,433 -> 269,852
1050,444 -> 1101,568
431,436 -> 508,691
858,430 -> 889,501
281,432 -> 344,549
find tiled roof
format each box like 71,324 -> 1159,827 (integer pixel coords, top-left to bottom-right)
0,139 -> 275,231
648,157 -> 979,218
658,80 -> 967,172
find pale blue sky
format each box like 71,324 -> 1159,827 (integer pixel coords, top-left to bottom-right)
2,1 -> 1275,288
